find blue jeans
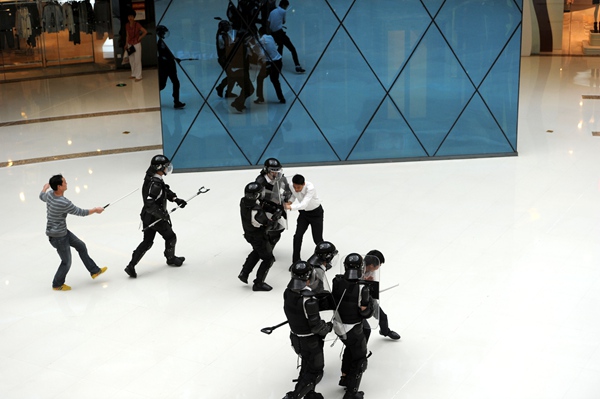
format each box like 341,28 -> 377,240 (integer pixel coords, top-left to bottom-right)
49,230 -> 100,288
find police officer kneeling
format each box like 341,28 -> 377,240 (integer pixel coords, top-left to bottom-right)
282,261 -> 332,399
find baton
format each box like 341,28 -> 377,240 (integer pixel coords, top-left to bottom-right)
103,188 -> 139,209
329,288 -> 347,346
260,320 -> 288,335
379,284 -> 399,294
143,186 -> 210,231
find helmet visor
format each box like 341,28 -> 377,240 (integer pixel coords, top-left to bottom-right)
267,167 -> 282,181
165,163 -> 174,175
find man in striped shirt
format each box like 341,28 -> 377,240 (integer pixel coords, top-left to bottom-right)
39,174 -> 107,291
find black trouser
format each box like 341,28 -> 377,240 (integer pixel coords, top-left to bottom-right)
340,323 -> 368,393
230,69 -> 255,109
158,60 -> 180,103
292,205 -> 324,262
363,306 -> 390,343
256,59 -> 284,101
290,333 -> 324,397
271,29 -> 300,67
242,233 -> 274,284
128,213 -> 177,267
217,59 -> 235,95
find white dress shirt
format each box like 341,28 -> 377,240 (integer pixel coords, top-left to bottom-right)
268,6 -> 286,32
260,34 -> 282,62
290,181 -> 321,211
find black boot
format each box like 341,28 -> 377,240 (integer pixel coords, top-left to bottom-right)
166,256 -> 185,266
238,270 -> 249,284
124,265 -> 137,278
164,238 -> 184,266
343,391 -> 364,399
595,22 -> 598,33
253,257 -> 274,291
252,281 -> 273,291
380,330 -> 401,340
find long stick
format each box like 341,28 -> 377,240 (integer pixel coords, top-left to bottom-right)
379,283 -> 399,294
260,320 -> 288,335
104,188 -> 139,209
143,186 -> 210,231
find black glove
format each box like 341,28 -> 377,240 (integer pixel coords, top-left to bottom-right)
272,208 -> 283,221
317,321 -> 333,337
174,198 -> 187,208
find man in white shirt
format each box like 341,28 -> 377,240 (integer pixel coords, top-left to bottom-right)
255,26 -> 286,104
268,0 -> 305,73
285,174 -> 324,262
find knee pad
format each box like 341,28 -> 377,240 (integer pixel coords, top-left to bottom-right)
315,371 -> 323,385
359,358 -> 368,373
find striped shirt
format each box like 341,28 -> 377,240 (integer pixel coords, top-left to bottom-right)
39,190 -> 89,237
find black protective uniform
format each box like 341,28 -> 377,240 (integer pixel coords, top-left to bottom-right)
283,284 -> 331,399
125,167 -> 185,277
228,31 -> 255,112
255,171 -> 291,247
157,37 -> 183,107
332,275 -> 375,399
215,21 -> 237,98
239,196 -> 276,290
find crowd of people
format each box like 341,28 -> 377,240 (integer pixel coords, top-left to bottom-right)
239,157 -> 401,399
156,0 -> 306,112
39,155 -> 399,399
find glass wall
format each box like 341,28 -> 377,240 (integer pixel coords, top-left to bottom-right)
156,0 -> 523,171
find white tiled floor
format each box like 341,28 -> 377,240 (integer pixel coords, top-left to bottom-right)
3,56 -> 600,399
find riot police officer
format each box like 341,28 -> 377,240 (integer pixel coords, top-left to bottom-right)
124,155 -> 187,278
255,157 -> 291,248
156,25 -> 185,109
282,261 -> 332,399
239,182 -> 279,291
332,253 -> 375,399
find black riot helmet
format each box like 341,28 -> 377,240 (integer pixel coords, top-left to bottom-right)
343,253 -> 364,280
366,249 -> 385,265
315,241 -> 338,262
150,154 -> 173,175
262,158 -> 283,180
244,182 -> 263,201
289,260 -> 313,291
156,25 -> 169,39
218,19 -> 231,33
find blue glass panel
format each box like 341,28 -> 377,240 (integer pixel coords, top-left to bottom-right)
158,0 -> 522,170
278,1 -> 340,94
261,105 -> 339,164
344,0 -> 430,88
437,0 -> 522,85
423,0 -> 445,17
391,26 -> 474,155
513,0 -> 523,12
168,110 -> 250,170
325,0 -> 354,21
436,94 -> 514,156
348,97 -> 427,160
479,27 -> 521,150
299,30 -> 384,159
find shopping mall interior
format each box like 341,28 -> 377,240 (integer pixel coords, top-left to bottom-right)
2,1 -> 600,399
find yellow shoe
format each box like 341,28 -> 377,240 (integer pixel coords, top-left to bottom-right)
92,267 -> 107,279
53,284 -> 71,291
